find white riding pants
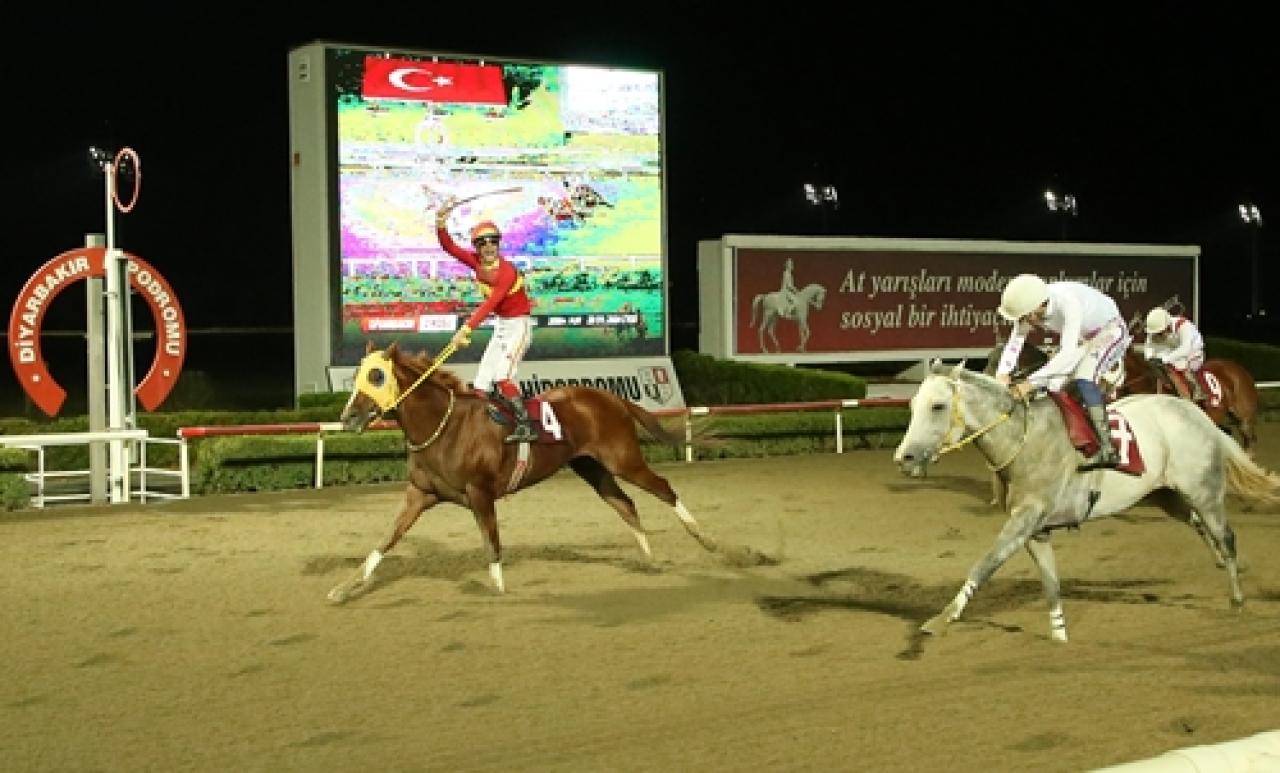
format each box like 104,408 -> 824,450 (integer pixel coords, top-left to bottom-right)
1048,319 -> 1130,392
473,315 -> 533,393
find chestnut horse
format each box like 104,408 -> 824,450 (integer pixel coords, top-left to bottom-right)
1119,348 -> 1260,454
329,342 -> 718,602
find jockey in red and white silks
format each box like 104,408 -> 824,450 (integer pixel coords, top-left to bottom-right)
436,205 -> 537,444
1143,307 -> 1206,402
995,275 -> 1130,471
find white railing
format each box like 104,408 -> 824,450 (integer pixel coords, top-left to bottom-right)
0,430 -> 186,508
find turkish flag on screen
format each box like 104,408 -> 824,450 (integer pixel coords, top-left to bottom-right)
361,56 -> 507,105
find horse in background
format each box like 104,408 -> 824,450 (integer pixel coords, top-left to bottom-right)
1119,348 -> 1260,454
750,283 -> 827,353
894,362 -> 1280,642
329,342 -> 719,602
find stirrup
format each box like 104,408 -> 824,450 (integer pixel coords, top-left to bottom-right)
504,423 -> 537,444
1077,451 -> 1119,472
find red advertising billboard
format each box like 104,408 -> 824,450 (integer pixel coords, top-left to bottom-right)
698,236 -> 1198,363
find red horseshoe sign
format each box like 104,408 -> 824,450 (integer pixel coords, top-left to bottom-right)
8,246 -> 187,416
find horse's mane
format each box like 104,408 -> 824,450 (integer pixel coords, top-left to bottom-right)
929,360 -> 1000,388
388,345 -> 470,397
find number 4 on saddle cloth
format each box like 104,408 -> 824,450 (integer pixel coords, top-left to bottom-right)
483,394 -> 564,444
1048,392 -> 1146,476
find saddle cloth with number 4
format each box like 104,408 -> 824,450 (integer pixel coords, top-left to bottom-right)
1048,392 -> 1146,476
485,395 -> 564,444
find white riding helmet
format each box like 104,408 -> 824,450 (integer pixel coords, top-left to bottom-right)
1145,307 -> 1172,335
998,274 -> 1049,321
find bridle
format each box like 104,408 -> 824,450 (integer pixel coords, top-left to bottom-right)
353,343 -> 461,452
935,377 -> 1030,472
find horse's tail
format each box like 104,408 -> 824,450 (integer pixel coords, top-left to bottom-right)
1222,434 -> 1280,509
621,399 -> 683,447
750,295 -> 762,328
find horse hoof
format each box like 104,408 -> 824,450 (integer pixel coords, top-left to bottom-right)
328,579 -> 370,604
920,615 -> 950,636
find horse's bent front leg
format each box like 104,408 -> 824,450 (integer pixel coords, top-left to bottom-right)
922,506 -> 1042,635
328,483 -> 439,604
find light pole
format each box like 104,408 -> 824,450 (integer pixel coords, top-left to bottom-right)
803,182 -> 839,234
1044,189 -> 1077,240
1239,203 -> 1264,319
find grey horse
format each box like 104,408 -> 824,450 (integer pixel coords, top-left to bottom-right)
749,283 -> 826,353
893,362 -> 1280,642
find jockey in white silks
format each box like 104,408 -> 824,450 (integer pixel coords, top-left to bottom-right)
1143,307 -> 1207,403
994,274 -> 1131,472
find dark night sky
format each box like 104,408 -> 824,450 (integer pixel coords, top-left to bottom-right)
4,5 -> 1275,355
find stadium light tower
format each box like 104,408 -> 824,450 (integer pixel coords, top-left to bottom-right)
1239,202 -> 1264,318
803,183 -> 839,234
1044,189 -> 1078,240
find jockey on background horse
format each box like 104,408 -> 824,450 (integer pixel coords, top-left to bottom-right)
1142,306 -> 1207,404
993,274 -> 1131,471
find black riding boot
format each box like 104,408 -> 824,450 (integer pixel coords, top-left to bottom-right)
1078,404 -> 1120,472
1187,371 -> 1207,403
503,394 -> 537,444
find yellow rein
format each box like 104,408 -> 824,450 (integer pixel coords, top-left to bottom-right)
935,381 -> 1030,472
386,341 -> 459,413
375,341 -> 460,451
405,389 -> 455,452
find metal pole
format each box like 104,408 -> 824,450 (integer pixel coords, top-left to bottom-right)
85,233 -> 108,504
104,165 -> 128,503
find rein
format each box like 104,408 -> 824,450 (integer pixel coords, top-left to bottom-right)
387,341 -> 459,414
936,379 -> 1030,472
378,342 -> 459,452
405,387 -> 455,452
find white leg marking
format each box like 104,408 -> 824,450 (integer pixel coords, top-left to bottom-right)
633,530 -> 652,559
674,500 -> 697,526
1049,604 -> 1068,642
362,549 -> 384,581
489,562 -> 505,594
951,579 -> 978,620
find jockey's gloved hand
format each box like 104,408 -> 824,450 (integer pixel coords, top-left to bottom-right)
1009,381 -> 1039,401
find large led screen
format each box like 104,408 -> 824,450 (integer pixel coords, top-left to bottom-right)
330,48 -> 666,364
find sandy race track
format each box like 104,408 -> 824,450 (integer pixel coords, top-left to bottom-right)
3,423 -> 1280,772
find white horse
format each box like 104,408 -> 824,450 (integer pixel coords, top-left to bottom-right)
893,362 -> 1280,642
750,283 -> 826,353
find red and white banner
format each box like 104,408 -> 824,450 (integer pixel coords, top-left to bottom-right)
733,248 -> 1194,355
697,237 -> 1198,363
361,56 -> 507,105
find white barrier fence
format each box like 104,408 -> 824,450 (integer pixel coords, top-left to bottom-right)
0,430 -> 186,508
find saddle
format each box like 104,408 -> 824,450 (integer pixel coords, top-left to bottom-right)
1164,369 -> 1222,408
482,394 -> 561,444
1047,392 -> 1145,476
